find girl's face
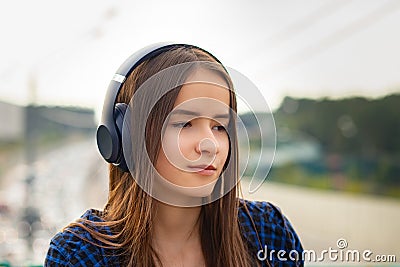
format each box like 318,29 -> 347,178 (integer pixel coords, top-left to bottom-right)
155,68 -> 231,196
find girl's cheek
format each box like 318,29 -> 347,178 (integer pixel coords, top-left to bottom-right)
161,130 -> 180,158
221,138 -> 230,156
161,129 -> 194,165
177,132 -> 193,155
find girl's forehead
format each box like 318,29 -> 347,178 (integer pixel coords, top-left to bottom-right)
172,68 -> 231,117
171,84 -> 231,120
174,82 -> 230,107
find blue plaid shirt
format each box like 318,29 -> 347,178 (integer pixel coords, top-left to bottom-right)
45,199 -> 303,266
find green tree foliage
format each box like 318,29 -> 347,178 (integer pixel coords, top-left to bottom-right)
259,93 -> 400,198
275,94 -> 400,157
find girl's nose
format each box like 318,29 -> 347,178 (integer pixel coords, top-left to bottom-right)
195,129 -> 219,155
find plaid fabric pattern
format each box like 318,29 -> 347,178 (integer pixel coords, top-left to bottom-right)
45,209 -> 121,267
45,199 -> 303,266
238,199 -> 304,266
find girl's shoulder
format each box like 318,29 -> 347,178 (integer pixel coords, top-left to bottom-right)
238,198 -> 290,227
237,198 -> 304,266
45,209 -> 119,266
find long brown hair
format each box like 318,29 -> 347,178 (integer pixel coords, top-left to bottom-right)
68,46 -> 259,266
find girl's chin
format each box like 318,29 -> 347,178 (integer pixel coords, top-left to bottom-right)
151,174 -> 219,206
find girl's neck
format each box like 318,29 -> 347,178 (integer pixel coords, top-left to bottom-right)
153,200 -> 202,243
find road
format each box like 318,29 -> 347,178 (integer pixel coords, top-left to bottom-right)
0,138 -> 108,265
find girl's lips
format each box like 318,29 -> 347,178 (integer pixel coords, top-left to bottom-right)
188,165 -> 217,176
191,168 -> 217,176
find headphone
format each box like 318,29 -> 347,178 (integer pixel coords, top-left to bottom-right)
96,42 -> 224,172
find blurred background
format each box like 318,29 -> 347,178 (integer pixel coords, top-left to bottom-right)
0,0 -> 399,266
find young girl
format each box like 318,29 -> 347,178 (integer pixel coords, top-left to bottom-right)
45,43 -> 303,266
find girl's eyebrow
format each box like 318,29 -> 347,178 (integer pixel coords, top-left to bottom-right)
171,109 -> 230,119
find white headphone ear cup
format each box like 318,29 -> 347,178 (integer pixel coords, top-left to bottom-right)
114,103 -> 129,172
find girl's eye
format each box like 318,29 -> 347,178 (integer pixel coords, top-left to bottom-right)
213,125 -> 227,132
172,122 -> 192,128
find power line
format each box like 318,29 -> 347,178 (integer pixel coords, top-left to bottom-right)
32,7 -> 118,71
264,0 -> 354,48
268,0 -> 400,74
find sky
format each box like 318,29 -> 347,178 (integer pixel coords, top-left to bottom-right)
1,0 -> 400,118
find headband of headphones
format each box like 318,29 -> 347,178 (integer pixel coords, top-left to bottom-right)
96,42 -> 225,171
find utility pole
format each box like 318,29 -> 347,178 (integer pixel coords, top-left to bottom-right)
21,71 -> 41,261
